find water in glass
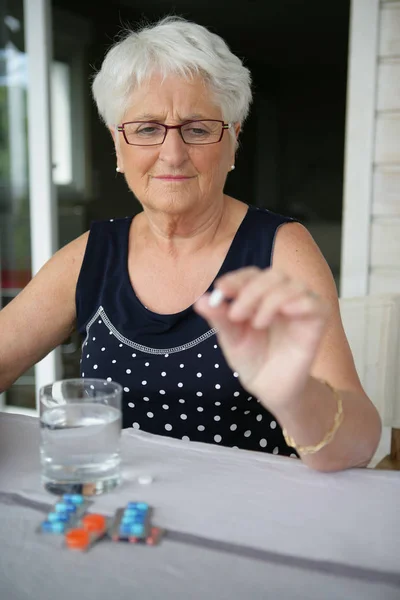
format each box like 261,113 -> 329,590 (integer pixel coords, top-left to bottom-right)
39,379 -> 122,495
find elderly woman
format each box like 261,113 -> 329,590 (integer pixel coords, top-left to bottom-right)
0,16 -> 380,471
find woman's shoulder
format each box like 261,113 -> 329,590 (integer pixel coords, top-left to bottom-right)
245,204 -> 298,227
272,215 -> 334,287
81,215 -> 135,255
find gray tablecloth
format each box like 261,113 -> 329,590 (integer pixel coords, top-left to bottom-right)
1,413 -> 399,599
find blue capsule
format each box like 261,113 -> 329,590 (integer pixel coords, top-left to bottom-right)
127,502 -> 148,511
130,523 -> 145,536
123,509 -> 139,518
121,519 -> 145,529
55,502 -> 77,513
122,513 -> 145,523
120,523 -> 144,537
119,525 -> 132,536
42,520 -> 65,533
63,494 -> 84,505
48,511 -> 69,522
121,516 -> 136,524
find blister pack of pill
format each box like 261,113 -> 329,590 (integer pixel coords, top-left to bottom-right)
108,501 -> 165,546
37,498 -> 165,550
37,494 -> 92,535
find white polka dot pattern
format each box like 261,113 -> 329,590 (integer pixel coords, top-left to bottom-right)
79,305 -> 295,458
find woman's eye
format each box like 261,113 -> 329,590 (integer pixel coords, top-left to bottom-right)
137,126 -> 159,135
188,127 -> 208,135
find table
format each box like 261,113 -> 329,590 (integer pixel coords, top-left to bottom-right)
1,413 -> 400,599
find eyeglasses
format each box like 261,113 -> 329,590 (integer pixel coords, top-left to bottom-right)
116,119 -> 232,146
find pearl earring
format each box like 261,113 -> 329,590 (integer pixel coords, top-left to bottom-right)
230,165 -> 235,171
116,166 -> 120,173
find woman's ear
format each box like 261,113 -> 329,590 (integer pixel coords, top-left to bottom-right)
230,122 -> 241,165
109,126 -> 123,172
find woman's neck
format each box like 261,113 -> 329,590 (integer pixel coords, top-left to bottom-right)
135,196 -> 238,259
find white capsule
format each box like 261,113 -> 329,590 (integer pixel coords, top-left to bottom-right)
138,475 -> 154,485
209,289 -> 224,307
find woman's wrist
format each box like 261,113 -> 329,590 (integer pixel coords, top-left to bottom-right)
248,373 -> 314,417
282,380 -> 343,456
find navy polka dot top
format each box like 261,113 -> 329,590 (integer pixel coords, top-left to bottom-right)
76,204 -> 298,457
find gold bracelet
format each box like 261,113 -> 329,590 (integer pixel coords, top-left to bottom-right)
282,380 -> 344,456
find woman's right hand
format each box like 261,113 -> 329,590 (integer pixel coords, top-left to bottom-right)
194,266 -> 329,411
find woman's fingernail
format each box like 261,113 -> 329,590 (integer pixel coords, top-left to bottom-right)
209,289 -> 224,307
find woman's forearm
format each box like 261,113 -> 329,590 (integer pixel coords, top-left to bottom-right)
268,377 -> 382,472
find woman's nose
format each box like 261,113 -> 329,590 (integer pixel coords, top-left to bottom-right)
158,128 -> 189,165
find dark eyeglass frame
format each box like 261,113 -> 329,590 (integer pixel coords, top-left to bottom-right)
116,119 -> 232,146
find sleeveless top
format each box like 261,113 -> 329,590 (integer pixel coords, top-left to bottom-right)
76,204 -> 298,457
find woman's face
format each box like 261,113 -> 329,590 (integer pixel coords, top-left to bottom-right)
111,73 -> 239,216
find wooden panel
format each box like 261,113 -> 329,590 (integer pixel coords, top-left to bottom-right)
341,0 -> 380,297
379,3 -> 400,57
372,166 -> 400,214
374,114 -> 400,163
376,60 -> 400,111
369,268 -> 400,293
370,218 -> 400,267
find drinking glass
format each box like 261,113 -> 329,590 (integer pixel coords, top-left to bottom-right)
39,378 -> 123,495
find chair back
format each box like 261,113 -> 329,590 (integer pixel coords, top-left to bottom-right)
339,294 -> 400,428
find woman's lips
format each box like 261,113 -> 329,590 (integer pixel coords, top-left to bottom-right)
153,175 -> 194,181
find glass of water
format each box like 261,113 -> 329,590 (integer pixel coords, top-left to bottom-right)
39,378 -> 123,496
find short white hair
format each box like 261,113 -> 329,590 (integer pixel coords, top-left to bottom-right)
91,16 -> 252,128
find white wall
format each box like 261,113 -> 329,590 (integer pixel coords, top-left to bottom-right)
370,0 -> 400,294
341,0 -> 400,297
340,0 -> 400,466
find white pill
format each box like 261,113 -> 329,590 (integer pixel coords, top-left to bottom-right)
138,475 -> 154,485
209,289 -> 224,307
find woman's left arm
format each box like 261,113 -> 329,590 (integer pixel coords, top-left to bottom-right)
194,223 -> 382,472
